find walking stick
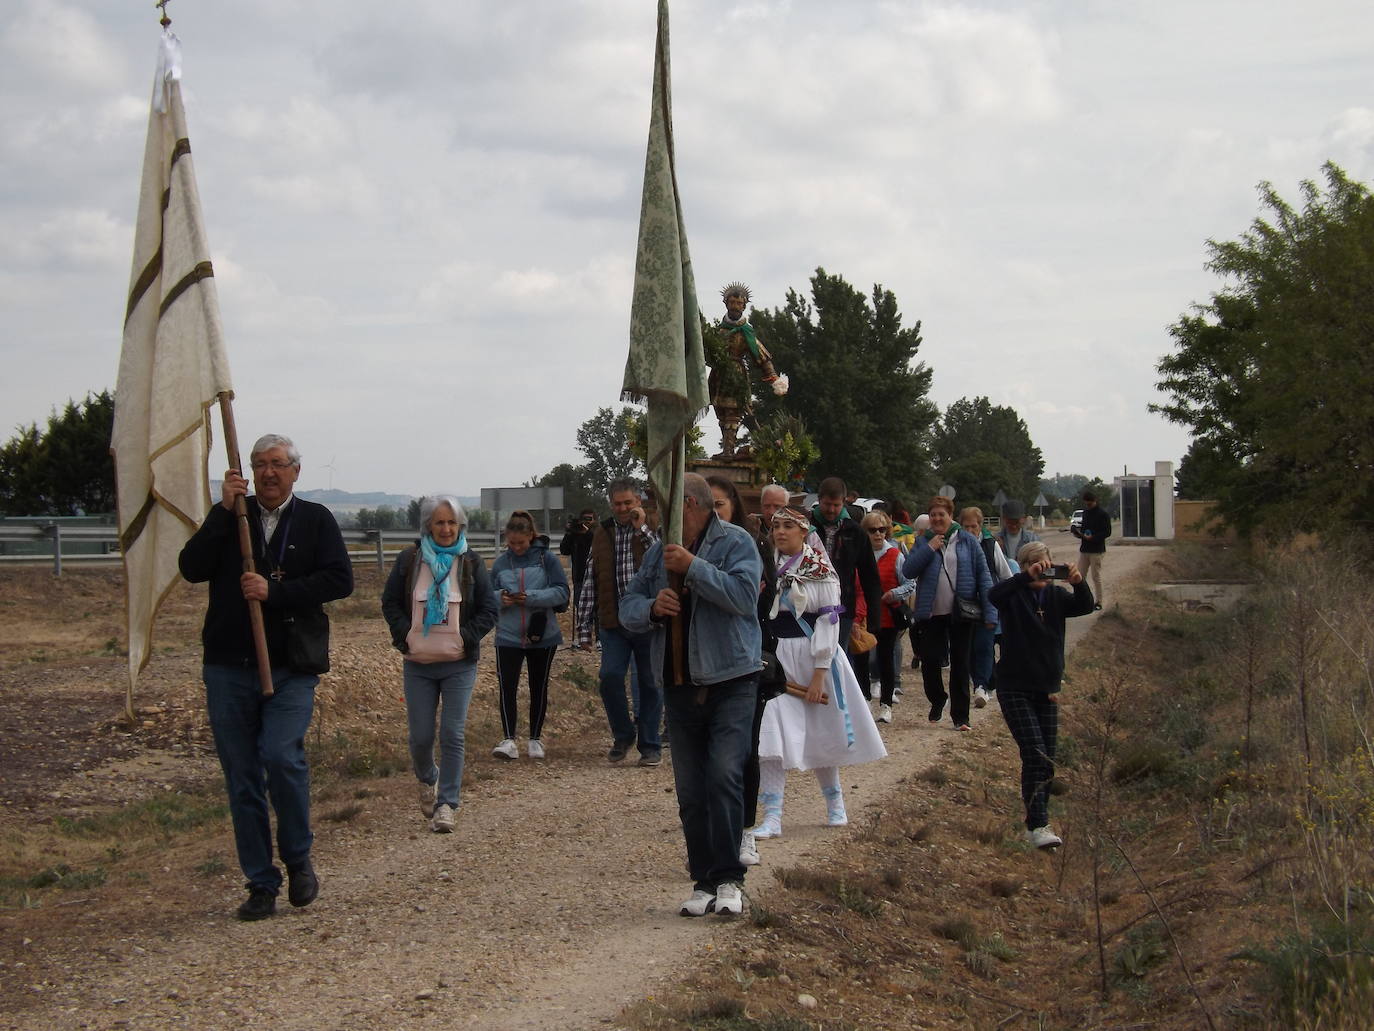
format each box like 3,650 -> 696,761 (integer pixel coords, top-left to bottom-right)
217,391 -> 275,697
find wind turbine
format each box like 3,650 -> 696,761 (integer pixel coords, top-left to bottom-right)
322,456 -> 338,491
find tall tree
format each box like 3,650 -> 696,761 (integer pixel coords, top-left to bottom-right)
932,396 -> 1044,508
0,391 -> 116,516
574,406 -> 644,497
749,268 -> 937,499
1152,163 -> 1374,534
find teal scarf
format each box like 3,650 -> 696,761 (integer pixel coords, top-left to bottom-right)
718,316 -> 761,360
420,533 -> 467,635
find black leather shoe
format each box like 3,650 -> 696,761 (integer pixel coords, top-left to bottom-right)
237,888 -> 276,921
608,740 -> 633,763
287,861 -> 319,908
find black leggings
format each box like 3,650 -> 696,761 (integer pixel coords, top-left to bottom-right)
851,626 -> 900,704
495,644 -> 556,740
916,615 -> 973,725
741,683 -> 769,826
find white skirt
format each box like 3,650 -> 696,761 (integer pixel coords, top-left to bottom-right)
758,636 -> 888,771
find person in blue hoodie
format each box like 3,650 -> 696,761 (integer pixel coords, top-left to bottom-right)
490,510 -> 569,761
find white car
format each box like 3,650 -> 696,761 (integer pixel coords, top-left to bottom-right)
1070,509 -> 1084,530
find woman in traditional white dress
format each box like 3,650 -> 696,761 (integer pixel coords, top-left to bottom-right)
754,508 -> 887,838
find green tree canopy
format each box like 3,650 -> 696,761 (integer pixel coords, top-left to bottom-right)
0,391 -> 115,516
574,406 -> 644,498
749,268 -> 937,499
932,396 -> 1044,511
1152,162 -> 1374,534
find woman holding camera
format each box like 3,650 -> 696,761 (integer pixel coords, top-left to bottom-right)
901,496 -> 995,732
381,496 -> 498,833
990,540 -> 1094,848
490,510 -> 569,761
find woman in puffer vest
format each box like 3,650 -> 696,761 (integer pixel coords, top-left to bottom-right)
489,510 -> 569,762
381,496 -> 498,833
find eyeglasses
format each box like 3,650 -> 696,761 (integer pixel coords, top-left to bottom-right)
250,459 -> 295,472
867,527 -> 887,536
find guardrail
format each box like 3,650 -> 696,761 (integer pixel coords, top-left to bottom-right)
0,524 -> 555,576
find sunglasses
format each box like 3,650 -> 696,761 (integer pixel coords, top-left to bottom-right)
866,527 -> 888,535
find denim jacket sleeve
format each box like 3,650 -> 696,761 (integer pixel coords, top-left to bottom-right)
684,531 -> 761,616
617,542 -> 664,634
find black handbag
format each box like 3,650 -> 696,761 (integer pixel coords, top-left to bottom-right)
942,560 -> 983,623
759,650 -> 787,701
285,608 -> 331,674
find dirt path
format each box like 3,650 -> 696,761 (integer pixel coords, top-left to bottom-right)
2,544 -> 1159,1031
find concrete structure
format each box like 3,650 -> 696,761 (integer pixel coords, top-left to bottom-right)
1114,461 -> 1175,540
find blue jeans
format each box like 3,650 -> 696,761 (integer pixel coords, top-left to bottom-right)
599,627 -> 661,751
204,665 -> 318,893
971,625 -> 996,689
404,658 -> 478,808
665,675 -> 757,891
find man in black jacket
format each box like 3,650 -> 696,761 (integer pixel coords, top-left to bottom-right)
559,507 -> 597,639
809,477 -> 881,661
178,433 -> 353,921
1070,490 -> 1111,610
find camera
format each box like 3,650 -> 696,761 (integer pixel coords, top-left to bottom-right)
1042,563 -> 1070,580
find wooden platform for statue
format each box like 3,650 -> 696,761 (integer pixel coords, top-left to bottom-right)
689,457 -> 766,515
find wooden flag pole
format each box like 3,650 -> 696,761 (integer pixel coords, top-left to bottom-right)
668,434 -> 687,686
217,391 -> 275,697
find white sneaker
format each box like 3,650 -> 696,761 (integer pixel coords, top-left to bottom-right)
492,738 -> 519,760
713,882 -> 743,916
527,739 -> 545,760
739,830 -> 760,867
1027,825 -> 1062,849
431,803 -> 456,833
752,817 -> 782,839
877,703 -> 893,724
974,686 -> 989,709
417,780 -> 436,817
679,888 -> 715,917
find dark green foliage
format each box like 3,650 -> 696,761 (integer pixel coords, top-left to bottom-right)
749,268 -> 937,499
933,396 -> 1044,510
1152,163 -> 1374,535
0,390 -> 115,515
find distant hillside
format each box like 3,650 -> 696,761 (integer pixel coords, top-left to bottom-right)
208,484 -> 479,514
297,489 -> 417,509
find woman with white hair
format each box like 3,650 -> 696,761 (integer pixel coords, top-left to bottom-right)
381,495 -> 498,833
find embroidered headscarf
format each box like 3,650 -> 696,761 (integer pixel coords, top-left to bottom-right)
770,508 -> 838,620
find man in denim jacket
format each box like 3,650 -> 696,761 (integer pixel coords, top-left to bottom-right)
620,473 -> 763,918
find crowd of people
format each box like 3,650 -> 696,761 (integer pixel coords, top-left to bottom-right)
178,432 -> 1107,922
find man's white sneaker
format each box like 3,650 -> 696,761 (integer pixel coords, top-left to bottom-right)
974,686 -> 989,709
417,780 -> 437,817
1027,825 -> 1062,850
431,803 -> 456,833
492,738 -> 519,761
527,739 -> 545,760
714,882 -> 743,916
739,830 -> 760,867
877,703 -> 893,724
679,889 -> 715,917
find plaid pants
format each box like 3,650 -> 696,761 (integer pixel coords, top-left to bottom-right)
996,687 -> 1057,830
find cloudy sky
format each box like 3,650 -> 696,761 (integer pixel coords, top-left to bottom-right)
3,1 -> 1371,498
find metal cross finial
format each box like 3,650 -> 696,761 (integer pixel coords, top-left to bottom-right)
156,0 -> 172,27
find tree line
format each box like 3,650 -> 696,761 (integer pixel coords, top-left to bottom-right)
1153,162 -> 1374,535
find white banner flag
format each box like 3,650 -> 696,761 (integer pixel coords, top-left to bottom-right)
111,28 -> 233,717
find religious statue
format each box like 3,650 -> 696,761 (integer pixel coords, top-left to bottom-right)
709,282 -> 788,461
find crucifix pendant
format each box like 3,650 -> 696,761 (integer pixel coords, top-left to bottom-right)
270,570 -> 286,582
1036,606 -> 1045,619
